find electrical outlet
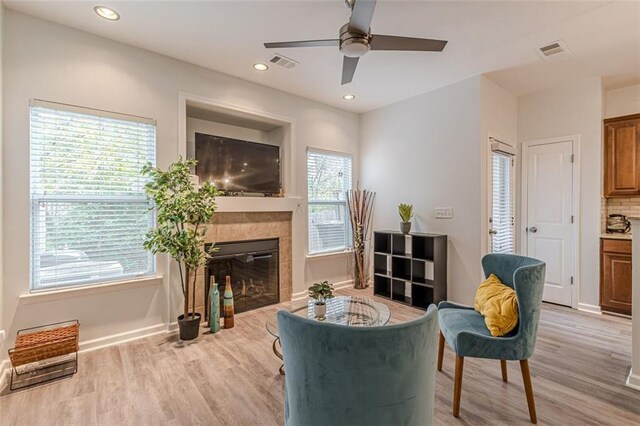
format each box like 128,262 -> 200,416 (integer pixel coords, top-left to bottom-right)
435,207 -> 454,219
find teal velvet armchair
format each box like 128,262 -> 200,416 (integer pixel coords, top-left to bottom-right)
277,305 -> 439,426
437,254 -> 546,424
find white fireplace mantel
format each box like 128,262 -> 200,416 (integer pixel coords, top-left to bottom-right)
215,196 -> 302,213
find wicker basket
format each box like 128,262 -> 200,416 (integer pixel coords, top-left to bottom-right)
9,321 -> 79,367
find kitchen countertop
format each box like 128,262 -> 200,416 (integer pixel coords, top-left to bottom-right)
601,233 -> 632,240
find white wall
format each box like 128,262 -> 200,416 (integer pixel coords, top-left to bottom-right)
2,11 -> 358,349
605,84 -> 640,118
518,78 -> 603,308
0,4 -> 5,356
185,117 -> 276,160
360,76 -> 483,305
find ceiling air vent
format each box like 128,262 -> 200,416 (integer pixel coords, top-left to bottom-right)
269,54 -> 299,69
536,40 -> 570,61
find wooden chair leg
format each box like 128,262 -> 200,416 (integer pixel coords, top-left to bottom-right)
437,331 -> 445,371
500,359 -> 508,382
520,359 -> 537,424
453,356 -> 464,418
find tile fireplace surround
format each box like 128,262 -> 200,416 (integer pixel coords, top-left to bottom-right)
194,211 -> 293,315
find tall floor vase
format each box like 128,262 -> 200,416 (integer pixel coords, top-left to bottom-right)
209,277 -> 220,333
224,275 -> 235,329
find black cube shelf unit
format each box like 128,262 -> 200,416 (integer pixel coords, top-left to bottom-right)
373,231 -> 447,310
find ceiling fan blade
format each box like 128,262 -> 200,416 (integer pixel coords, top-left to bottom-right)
264,39 -> 339,49
370,35 -> 448,52
348,0 -> 377,34
341,56 -> 359,85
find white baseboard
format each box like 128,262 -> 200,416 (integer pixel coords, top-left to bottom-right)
577,303 -> 602,314
0,359 -> 10,391
79,323 -> 168,353
291,279 -> 354,301
626,369 -> 640,391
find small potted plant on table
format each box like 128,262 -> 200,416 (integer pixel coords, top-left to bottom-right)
308,281 -> 335,319
399,203 -> 414,234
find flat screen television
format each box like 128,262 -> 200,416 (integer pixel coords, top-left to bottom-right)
195,132 -> 281,195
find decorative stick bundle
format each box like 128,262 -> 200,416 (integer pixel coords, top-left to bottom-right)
346,185 -> 376,289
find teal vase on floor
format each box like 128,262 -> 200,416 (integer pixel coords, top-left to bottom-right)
209,277 -> 220,333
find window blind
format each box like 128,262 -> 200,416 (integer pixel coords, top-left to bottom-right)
307,150 -> 353,255
30,100 -> 156,290
490,151 -> 515,254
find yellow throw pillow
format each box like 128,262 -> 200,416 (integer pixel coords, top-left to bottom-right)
474,274 -> 519,337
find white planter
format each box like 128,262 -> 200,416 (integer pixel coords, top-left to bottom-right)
314,303 -> 327,319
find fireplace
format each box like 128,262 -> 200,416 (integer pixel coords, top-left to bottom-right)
204,238 -> 279,318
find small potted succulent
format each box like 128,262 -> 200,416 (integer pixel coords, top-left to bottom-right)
399,203 -> 414,234
308,281 -> 335,319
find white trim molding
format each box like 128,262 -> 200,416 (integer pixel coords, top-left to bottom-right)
79,323 -> 168,353
0,359 -> 10,391
291,279 -> 354,301
18,276 -> 164,304
577,303 -> 602,314
627,369 -> 640,391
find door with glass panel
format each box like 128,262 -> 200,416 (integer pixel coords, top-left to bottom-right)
489,139 -> 516,254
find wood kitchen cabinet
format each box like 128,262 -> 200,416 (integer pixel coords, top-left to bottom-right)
600,238 -> 632,315
604,114 -> 640,197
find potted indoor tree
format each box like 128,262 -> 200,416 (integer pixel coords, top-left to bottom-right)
308,281 -> 335,319
399,203 -> 414,234
142,158 -> 220,341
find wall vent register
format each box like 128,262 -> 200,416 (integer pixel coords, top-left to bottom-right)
536,39 -> 570,60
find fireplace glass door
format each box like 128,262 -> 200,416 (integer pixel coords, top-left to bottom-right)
205,239 -> 279,317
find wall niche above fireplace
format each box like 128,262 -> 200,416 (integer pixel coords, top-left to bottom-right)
184,98 -> 292,197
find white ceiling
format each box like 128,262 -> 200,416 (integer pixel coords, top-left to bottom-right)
5,0 -> 640,113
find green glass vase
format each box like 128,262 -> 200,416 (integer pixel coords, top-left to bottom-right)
209,277 -> 220,333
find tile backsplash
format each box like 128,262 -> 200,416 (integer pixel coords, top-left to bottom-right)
602,196 -> 640,233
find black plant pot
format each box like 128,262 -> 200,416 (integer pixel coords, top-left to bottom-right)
177,313 -> 201,341
400,222 -> 412,234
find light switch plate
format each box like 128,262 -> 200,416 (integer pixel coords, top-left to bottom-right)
435,207 -> 454,219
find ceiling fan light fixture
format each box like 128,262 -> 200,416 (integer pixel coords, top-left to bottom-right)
340,37 -> 370,58
94,6 -> 120,21
253,63 -> 269,71
343,94 -> 356,100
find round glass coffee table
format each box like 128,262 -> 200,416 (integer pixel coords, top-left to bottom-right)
266,296 -> 391,374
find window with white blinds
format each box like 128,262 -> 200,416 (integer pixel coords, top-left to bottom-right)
490,151 -> 515,254
307,150 -> 353,255
30,100 -> 157,290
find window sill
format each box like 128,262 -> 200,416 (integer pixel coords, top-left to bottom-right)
19,276 -> 164,305
306,249 -> 353,260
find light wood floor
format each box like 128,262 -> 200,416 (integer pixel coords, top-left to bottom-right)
1,287 -> 639,425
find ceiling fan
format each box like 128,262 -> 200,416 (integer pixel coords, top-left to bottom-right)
263,0 -> 448,85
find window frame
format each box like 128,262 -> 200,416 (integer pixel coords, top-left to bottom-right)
29,100 -> 157,292
306,147 -> 354,256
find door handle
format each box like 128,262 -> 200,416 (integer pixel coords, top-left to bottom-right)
489,229 -> 497,235
529,226 -> 538,233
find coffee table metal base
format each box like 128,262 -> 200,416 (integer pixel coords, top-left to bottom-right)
272,337 -> 285,375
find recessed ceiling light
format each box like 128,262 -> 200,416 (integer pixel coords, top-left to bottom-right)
253,63 -> 269,71
343,94 -> 356,100
94,6 -> 120,21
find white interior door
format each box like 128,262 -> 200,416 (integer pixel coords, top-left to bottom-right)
525,140 -> 574,306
